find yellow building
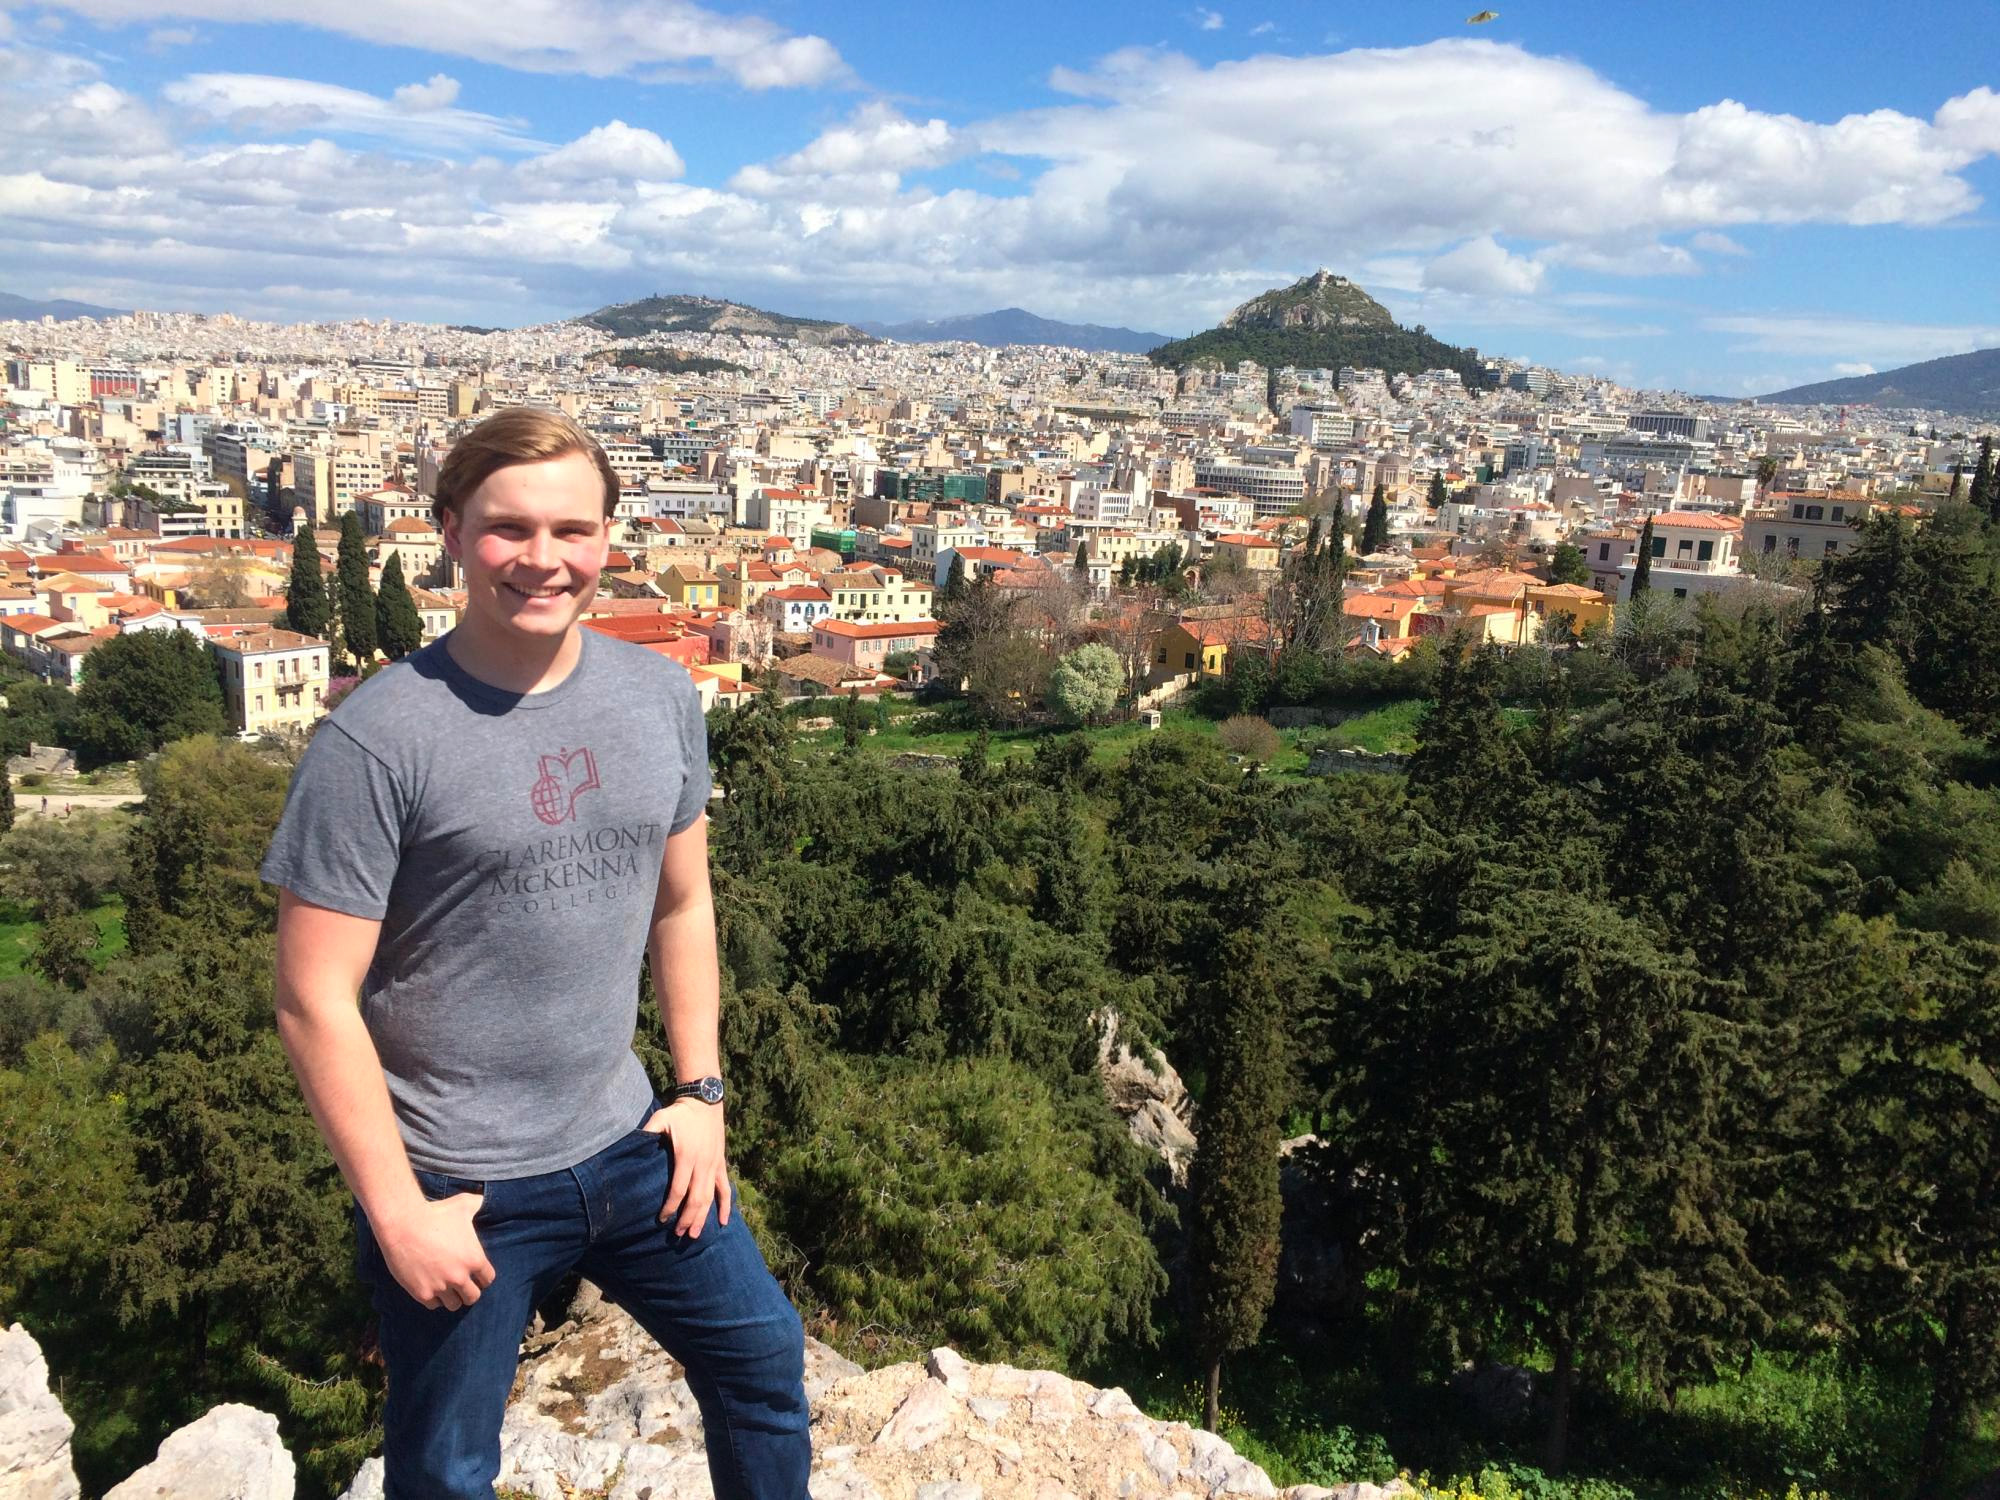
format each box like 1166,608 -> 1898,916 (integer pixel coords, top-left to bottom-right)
1148,613 -> 1273,684
1211,533 -> 1281,572
660,562 -> 721,610
209,627 -> 331,736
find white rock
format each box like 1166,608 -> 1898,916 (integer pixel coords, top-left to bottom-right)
873,1379 -> 963,1453
104,1403 -> 294,1500
811,1467 -> 886,1500
0,1324 -> 80,1500
1089,1386 -> 1142,1421
966,1396 -> 1010,1425
1145,1434 -> 1182,1484
336,1456 -> 382,1500
916,1483 -> 982,1500
1185,1428 -> 1276,1497
925,1347 -> 973,1395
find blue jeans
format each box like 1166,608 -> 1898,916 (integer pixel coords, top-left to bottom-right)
356,1109 -> 810,1500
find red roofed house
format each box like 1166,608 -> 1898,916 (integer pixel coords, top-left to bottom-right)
1616,511 -> 1747,603
761,584 -> 834,634
580,615 -> 711,670
811,617 -> 941,673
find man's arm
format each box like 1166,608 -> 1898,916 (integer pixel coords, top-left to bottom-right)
640,813 -> 729,1239
274,889 -> 495,1310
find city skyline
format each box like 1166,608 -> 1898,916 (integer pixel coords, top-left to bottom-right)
2,0 -> 1997,394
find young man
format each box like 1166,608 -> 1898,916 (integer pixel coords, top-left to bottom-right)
263,408 -> 809,1499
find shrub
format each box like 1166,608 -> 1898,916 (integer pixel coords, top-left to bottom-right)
1218,714 -> 1281,763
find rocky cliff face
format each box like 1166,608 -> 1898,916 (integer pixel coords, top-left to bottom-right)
4,1306 -> 1415,1500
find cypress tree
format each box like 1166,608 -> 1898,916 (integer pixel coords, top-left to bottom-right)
1187,929 -> 1285,1433
1427,471 -> 1448,509
1947,465 -> 1962,503
284,529 -> 329,639
1969,436 -> 1996,521
1631,516 -> 1654,597
941,553 -> 967,609
374,552 -> 424,661
335,512 -> 377,669
1074,541 -> 1089,580
0,765 -> 13,833
1361,480 -> 1390,553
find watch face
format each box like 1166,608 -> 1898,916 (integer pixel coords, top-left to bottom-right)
698,1077 -> 725,1104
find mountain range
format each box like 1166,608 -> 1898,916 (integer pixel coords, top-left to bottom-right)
0,291 -> 128,322
1761,347 -> 2000,418
1146,270 -> 1487,384
860,308 -> 1171,354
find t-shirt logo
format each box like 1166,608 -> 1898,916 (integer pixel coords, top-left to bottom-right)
530,747 -> 601,825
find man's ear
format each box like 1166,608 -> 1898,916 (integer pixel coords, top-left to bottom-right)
440,508 -> 462,560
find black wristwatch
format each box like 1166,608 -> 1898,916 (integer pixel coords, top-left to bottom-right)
669,1076 -> 726,1105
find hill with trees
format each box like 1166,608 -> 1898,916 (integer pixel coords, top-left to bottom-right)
578,293 -> 875,346
1760,346 -> 2000,416
596,346 -> 748,377
1148,270 -> 1487,384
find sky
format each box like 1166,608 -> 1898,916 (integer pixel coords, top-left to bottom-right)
1,0 -> 1997,394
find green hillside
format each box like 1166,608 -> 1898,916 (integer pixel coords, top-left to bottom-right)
1150,270 -> 1486,384
1761,345 -> 2000,417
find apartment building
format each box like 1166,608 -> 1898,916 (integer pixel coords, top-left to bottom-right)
209,627 -> 331,736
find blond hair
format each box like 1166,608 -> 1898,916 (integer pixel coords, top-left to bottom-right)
431,406 -> 620,525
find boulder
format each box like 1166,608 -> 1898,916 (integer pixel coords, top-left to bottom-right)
1095,1009 -> 1197,1183
0,1323 -> 80,1500
104,1403 -> 294,1500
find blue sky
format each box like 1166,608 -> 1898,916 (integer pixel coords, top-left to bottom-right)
2,0 -> 1997,394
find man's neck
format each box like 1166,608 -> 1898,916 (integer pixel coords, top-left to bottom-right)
444,616 -> 584,695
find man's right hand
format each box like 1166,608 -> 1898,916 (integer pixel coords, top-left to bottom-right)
375,1193 -> 496,1311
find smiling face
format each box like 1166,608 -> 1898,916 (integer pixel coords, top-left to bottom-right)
442,450 -> 611,648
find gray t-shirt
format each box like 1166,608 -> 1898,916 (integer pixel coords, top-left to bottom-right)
260,630 -> 712,1178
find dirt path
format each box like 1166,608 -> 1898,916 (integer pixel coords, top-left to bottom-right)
16,791 -> 143,819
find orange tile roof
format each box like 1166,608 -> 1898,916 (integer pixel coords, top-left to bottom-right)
1649,511 -> 1741,531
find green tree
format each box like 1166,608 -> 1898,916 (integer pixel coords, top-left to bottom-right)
1427,471 -> 1448,509
1047,643 -> 1123,725
1074,540 -> 1090,580
0,766 -> 13,834
0,1034 -> 137,1309
335,513 -> 376,669
73,630 -> 226,768
29,911 -> 101,990
1631,515 -> 1655,597
761,1056 -> 1163,1368
1188,931 -> 1285,1431
373,552 -> 424,661
1547,541 -> 1590,586
284,529 -> 330,639
1968,435 -> 1995,520
1361,480 -> 1390,553
0,812 -> 130,918
120,737 -> 291,958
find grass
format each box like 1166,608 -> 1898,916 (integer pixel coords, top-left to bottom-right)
787,697 -> 1320,775
1323,699 -> 1430,754
0,896 -> 128,979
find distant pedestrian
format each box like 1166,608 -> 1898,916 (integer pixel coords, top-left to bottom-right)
61,802 -> 69,818
39,796 -> 46,814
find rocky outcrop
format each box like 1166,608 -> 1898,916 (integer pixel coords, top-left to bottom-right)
103,1403 -> 295,1500
0,1323 -> 79,1500
35,1284 -> 1413,1500
336,1289 -> 1399,1500
1096,1010 -> 1197,1184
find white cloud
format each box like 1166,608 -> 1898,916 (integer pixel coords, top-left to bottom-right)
162,72 -> 540,150
1249,21 -> 1276,36
393,74 -> 460,111
1689,230 -> 1748,256
27,0 -> 848,89
1934,85 -> 2000,154
1423,235 -> 1544,295
1194,8 -> 1224,30
1832,362 -> 1876,376
145,25 -> 195,47
521,121 -> 684,184
1,35 -> 1997,339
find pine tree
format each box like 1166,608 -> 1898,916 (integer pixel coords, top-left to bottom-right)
373,552 -> 424,661
1361,480 -> 1390,553
284,529 -> 329,639
335,512 -> 376,669
1631,515 -> 1654,597
1187,929 -> 1285,1432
